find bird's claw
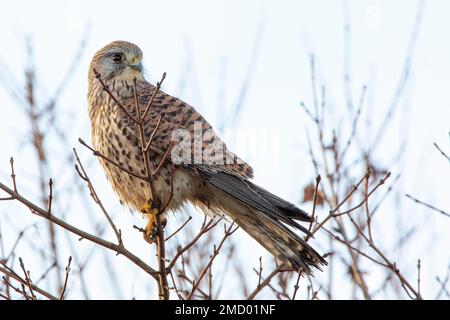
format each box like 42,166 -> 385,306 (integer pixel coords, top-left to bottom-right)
140,199 -> 166,244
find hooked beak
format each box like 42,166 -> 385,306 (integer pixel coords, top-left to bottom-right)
128,61 -> 142,72
128,56 -> 142,72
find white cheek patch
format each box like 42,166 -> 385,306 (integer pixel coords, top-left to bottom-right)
119,68 -> 144,81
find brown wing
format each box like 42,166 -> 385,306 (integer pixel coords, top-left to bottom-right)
121,80 -> 254,179
116,79 -> 326,272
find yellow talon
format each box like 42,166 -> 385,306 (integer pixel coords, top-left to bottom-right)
141,201 -> 159,216
140,199 -> 160,244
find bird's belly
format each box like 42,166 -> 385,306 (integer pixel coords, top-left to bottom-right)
91,120 -> 205,213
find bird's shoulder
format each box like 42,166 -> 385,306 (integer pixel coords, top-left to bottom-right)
133,81 -> 254,180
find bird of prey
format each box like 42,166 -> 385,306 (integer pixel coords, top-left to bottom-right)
87,41 -> 326,274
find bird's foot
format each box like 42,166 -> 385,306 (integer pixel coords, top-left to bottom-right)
140,199 -> 167,244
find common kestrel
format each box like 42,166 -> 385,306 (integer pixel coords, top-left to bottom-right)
87,41 -> 326,273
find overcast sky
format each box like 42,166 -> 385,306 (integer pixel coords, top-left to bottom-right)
0,0 -> 449,299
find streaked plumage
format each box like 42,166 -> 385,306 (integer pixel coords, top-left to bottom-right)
87,40 -> 326,273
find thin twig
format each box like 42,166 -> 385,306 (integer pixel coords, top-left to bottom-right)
433,142 -> 450,163
291,269 -> 303,300
73,148 -> 123,246
0,263 -> 57,300
142,73 -> 167,120
306,175 -> 321,240
144,113 -> 165,152
0,181 -> 159,279
405,194 -> 450,219
93,69 -> 138,124
10,157 -> 17,192
18,257 -> 36,300
257,257 -> 263,288
165,216 -> 192,242
59,256 -> 72,300
330,171 -> 372,215
167,218 -> 220,272
340,86 -> 366,161
47,179 -> 53,215
247,264 -> 288,300
333,172 -> 391,217
187,223 -> 238,299
78,138 -> 149,182
417,259 -> 421,297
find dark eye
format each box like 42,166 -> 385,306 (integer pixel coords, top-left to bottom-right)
112,53 -> 123,63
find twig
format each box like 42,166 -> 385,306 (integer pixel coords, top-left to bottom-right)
47,179 -> 53,215
329,171 -> 372,215
291,270 -> 303,300
436,275 -> 450,299
340,86 -> 366,161
133,78 -> 156,200
257,257 -> 263,288
59,256 -> 72,300
321,227 -> 387,267
144,113 -> 165,152
333,172 -> 391,217
312,171 -> 370,234
78,138 -> 149,182
0,181 -> 159,279
347,213 -> 422,299
306,175 -> 321,240
18,257 -> 36,299
167,218 -> 219,272
364,172 -> 373,241
300,102 -> 318,124
130,75 -> 170,300
247,264 -> 288,300
371,0 -> 425,151
310,54 -> 319,121
142,72 -> 167,120
34,261 -> 57,285
187,223 -> 238,299
2,276 -> 31,300
165,216 -> 192,242
433,142 -> 450,163
0,263 -> 57,300
73,148 -> 123,245
405,194 -> 450,219
169,271 -> 183,300
93,69 -> 138,124
417,259 -> 421,297
10,157 -> 17,192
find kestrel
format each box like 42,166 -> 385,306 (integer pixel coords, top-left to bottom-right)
87,41 -> 326,273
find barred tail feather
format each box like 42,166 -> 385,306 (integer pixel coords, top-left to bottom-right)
234,208 -> 327,273
198,170 -> 327,274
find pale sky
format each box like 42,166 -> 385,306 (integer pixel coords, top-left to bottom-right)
0,0 -> 449,299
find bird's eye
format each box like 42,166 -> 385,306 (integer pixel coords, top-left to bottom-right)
112,53 -> 123,63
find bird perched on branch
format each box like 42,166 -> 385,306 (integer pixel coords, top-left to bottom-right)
87,40 -> 326,274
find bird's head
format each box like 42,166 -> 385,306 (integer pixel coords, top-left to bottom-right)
89,40 -> 144,82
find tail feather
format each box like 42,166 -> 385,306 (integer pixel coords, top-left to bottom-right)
247,181 -> 312,222
196,169 -> 327,273
235,208 -> 327,273
203,171 -> 314,238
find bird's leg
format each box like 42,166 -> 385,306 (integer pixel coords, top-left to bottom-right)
140,199 -> 168,244
141,199 -> 159,243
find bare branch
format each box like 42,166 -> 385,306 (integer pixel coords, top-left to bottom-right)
59,256 -> 72,300
187,223 -> 238,299
73,148 -> 123,245
434,142 -> 450,164
405,194 -> 450,219
0,181 -> 159,279
165,216 -> 192,242
18,257 -> 36,300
